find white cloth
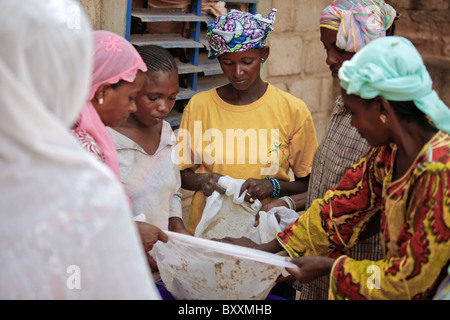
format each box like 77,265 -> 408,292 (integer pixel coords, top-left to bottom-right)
194,176 -> 262,239
108,121 -> 182,230
0,0 -> 160,300
195,176 -> 299,244
151,231 -> 296,300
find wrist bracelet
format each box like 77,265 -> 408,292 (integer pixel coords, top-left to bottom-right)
281,196 -> 296,211
265,177 -> 280,198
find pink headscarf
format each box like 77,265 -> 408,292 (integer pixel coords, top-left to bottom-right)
320,0 -> 396,52
76,30 -> 147,179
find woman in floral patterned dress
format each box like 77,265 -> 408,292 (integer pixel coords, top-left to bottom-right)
231,36 -> 450,300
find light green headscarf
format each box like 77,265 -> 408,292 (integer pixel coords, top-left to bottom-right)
339,36 -> 450,133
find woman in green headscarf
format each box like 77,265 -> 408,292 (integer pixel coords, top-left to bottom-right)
232,36 -> 450,300
283,36 -> 450,300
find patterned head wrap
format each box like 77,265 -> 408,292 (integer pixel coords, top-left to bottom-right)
339,36 -> 450,133
206,8 -> 277,59
320,0 -> 396,52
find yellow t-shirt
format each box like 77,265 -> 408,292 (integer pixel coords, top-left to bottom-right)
177,84 -> 318,233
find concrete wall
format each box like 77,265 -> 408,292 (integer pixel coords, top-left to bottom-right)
78,0 -> 336,142
258,0 -> 450,142
77,0 -> 449,141
257,0 -> 338,143
78,0 -> 128,36
77,0 -> 448,224
388,0 -> 450,106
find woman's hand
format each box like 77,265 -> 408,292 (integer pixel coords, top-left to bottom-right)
215,236 -> 261,250
253,210 -> 281,227
216,237 -> 284,255
200,173 -> 226,197
180,169 -> 225,197
168,217 -> 192,236
240,178 -> 273,203
136,222 -> 168,271
260,198 -> 289,212
286,256 -> 335,283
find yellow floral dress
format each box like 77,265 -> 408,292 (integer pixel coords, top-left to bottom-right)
277,131 -> 450,300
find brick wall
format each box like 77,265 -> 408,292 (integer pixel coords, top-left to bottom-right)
258,0 -> 450,143
78,0 -> 128,36
78,0 -> 449,141
387,0 -> 450,105
78,0 -> 448,225
258,0 -> 338,143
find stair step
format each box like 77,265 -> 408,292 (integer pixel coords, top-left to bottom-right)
130,33 -> 204,48
132,9 -> 214,24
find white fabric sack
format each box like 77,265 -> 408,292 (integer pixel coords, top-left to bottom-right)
151,231 -> 296,300
195,176 -> 299,244
248,206 -> 300,243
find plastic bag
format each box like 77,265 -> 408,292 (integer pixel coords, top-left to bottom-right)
150,231 -> 297,300
195,176 -> 299,244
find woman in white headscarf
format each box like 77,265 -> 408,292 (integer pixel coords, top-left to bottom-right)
0,0 -> 164,299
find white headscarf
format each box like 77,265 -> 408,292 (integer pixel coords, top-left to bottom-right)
0,0 -> 160,299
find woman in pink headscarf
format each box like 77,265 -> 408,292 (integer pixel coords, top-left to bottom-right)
72,31 -> 164,266
72,30 -> 147,180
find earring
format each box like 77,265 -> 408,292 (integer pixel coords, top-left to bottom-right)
261,58 -> 265,62
98,98 -> 104,105
380,114 -> 387,123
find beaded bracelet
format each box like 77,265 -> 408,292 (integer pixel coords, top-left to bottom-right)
265,177 -> 280,198
281,196 -> 296,211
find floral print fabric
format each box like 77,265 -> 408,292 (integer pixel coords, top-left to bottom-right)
278,131 -> 450,299
206,8 -> 277,58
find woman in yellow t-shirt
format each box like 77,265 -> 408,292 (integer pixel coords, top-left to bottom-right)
177,9 -> 318,234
